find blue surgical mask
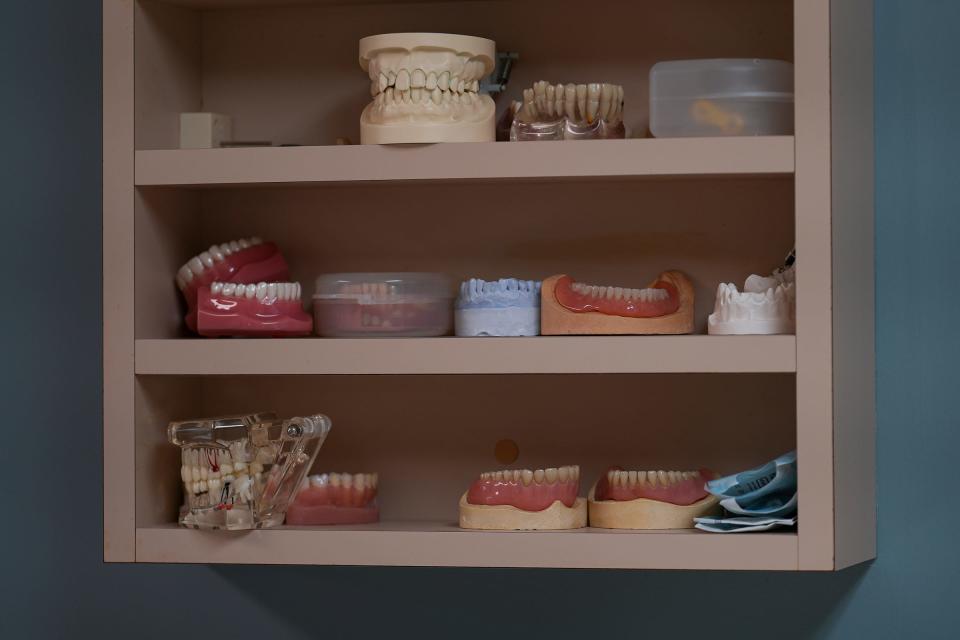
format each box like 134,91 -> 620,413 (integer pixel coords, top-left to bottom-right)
706,451 -> 797,518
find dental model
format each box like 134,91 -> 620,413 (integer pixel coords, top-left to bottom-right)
540,271 -> 695,335
286,472 -> 380,526
588,468 -> 721,530
455,278 -> 541,337
359,33 -> 497,144
708,264 -> 796,335
196,281 -> 312,337
459,466 -> 587,530
510,80 -> 625,141
175,237 -> 291,333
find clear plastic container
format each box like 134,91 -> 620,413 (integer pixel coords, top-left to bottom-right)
312,272 -> 453,337
649,59 -> 794,137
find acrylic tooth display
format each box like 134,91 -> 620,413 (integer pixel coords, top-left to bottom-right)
168,412 -> 331,530
509,80 -> 625,141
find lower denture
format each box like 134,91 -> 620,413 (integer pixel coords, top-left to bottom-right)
594,468 -> 715,506
196,282 -> 312,337
285,473 -> 380,526
466,466 -> 580,512
553,276 -> 681,318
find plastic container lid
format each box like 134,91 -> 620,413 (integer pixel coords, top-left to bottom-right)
650,59 -> 794,101
313,272 -> 453,304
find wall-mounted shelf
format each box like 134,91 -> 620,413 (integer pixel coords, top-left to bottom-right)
105,0 -> 875,571
134,137 -> 795,187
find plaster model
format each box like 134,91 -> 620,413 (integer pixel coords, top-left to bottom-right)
176,237 -> 291,334
195,281 -> 311,337
359,33 -> 497,144
285,472 -> 380,525
540,271 -> 695,335
459,466 -> 587,530
708,264 -> 796,335
510,80 -> 625,141
455,278 -> 541,337
588,468 -> 721,530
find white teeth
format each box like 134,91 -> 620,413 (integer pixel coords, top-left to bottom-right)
411,68 -> 425,88
576,84 -> 587,121
208,245 -> 225,262
426,71 -> 438,90
342,473 -> 353,488
450,75 -> 460,93
188,257 -> 205,277
534,469 -> 545,484
614,287 -> 624,299
244,283 -> 256,299
534,80 -> 547,113
564,83 -> 577,120
628,470 -> 638,485
605,287 -> 614,299
237,239 -> 250,250
266,282 -> 277,300
495,471 -> 505,482
545,83 -> 556,117
222,283 -> 237,297
558,466 -> 569,482
586,83 -> 601,123
387,70 -> 396,88
600,83 -> 613,120
658,470 -> 669,486
176,265 -> 194,290
310,474 -> 329,487
255,282 -> 268,301
457,79 -> 465,94
431,87 -> 442,105
330,473 -> 342,487
545,468 -> 558,484
228,240 -> 240,252
554,83 -> 565,117
210,282 -> 223,295
396,69 -> 410,91
411,88 -> 422,103
354,474 -> 366,490
470,80 -> 479,92
379,73 -> 388,92
521,469 -> 534,486
438,71 -> 450,91
647,470 -> 658,486
572,465 -> 580,480
199,252 -> 214,268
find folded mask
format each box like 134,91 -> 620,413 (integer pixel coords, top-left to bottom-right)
694,515 -> 797,533
706,451 -> 797,519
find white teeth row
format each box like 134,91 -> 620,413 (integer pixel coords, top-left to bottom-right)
176,237 -> 263,290
370,65 -> 486,94
339,282 -> 399,296
713,281 -> 795,322
458,278 -> 540,302
481,465 -> 580,486
303,472 -> 379,491
519,81 -> 624,125
374,87 -> 481,107
180,446 -> 264,506
571,283 -> 670,302
607,469 -> 700,488
211,281 -> 302,302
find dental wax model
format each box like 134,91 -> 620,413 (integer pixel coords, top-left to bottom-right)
286,472 -> 380,526
459,466 -> 587,530
196,281 -> 312,337
588,468 -> 721,530
176,237 -> 291,333
359,33 -> 497,144
455,278 -> 541,337
708,264 -> 796,335
540,271 -> 695,335
510,80 -> 625,141
168,412 -> 331,530
313,272 -> 453,337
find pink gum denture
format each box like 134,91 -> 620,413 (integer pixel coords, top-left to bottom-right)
175,238 -> 291,333
196,282 -> 312,337
466,466 -> 580,512
285,473 -> 380,526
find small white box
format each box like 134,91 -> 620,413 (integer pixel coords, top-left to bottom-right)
179,113 -> 232,149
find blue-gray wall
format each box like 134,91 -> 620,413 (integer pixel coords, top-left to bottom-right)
3,1 -> 958,637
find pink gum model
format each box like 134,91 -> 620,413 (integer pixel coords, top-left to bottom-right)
196,282 -> 312,337
285,473 -> 380,526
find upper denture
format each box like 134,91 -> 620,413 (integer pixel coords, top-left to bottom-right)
594,468 -> 715,506
466,466 -> 580,512
553,275 -> 681,318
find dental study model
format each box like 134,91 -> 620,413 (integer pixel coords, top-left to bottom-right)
455,278 -> 541,337
540,271 -> 695,335
285,472 -> 380,525
510,80 -> 625,141
588,468 -> 721,530
313,272 -> 453,337
359,33 -> 497,144
708,262 -> 796,335
196,282 -> 312,337
168,412 -> 331,530
175,237 -> 293,334
459,466 -> 587,530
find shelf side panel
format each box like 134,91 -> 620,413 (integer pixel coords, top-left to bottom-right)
103,0 -> 136,562
794,0 -> 836,570
830,0 -> 877,569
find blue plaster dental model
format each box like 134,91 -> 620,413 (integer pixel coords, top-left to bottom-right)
455,278 -> 541,337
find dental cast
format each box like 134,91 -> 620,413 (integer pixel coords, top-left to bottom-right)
708,265 -> 796,335
455,278 -> 541,337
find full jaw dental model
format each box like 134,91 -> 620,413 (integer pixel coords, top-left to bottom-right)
708,262 -> 796,335
455,278 -> 541,337
285,472 -> 380,526
459,466 -> 587,530
589,468 -> 721,530
175,237 -> 291,334
540,271 -> 695,335
359,33 -> 497,144
196,281 -> 313,337
510,80 -> 625,141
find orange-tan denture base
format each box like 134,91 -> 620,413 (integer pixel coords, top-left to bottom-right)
459,494 -> 588,530
588,483 -> 721,530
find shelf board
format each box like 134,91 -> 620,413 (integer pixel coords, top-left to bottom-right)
135,336 -> 796,375
134,137 -> 795,187
136,523 -> 798,569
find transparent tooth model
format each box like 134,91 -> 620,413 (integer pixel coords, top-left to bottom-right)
168,412 -> 332,530
510,80 -> 625,141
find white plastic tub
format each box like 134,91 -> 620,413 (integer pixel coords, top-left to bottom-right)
650,59 -> 794,137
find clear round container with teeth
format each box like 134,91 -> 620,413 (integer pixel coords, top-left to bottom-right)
312,272 -> 454,337
168,412 -> 331,530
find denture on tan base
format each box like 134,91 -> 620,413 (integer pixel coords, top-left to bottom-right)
458,466 -> 587,530
588,468 -> 721,530
285,472 -> 380,526
196,281 -> 312,337
540,271 -> 695,335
